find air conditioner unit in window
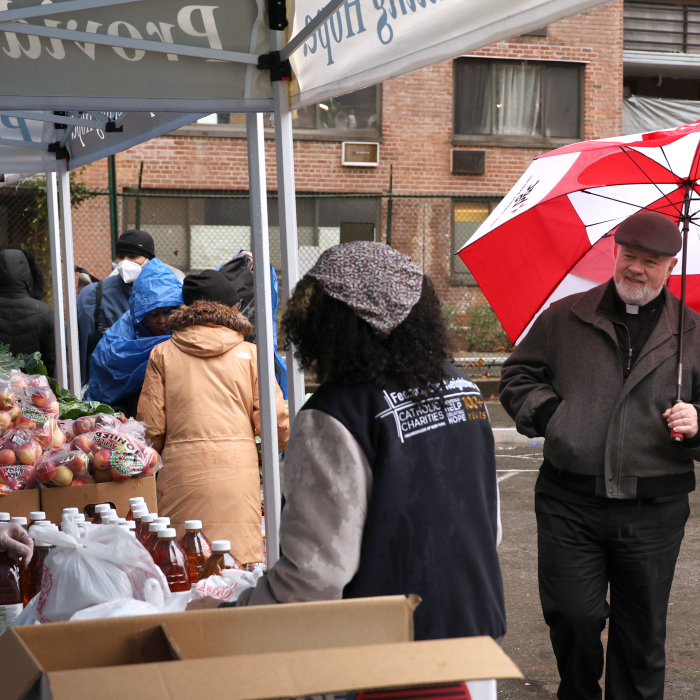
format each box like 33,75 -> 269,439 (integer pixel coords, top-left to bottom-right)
342,142 -> 379,167
452,149 -> 486,175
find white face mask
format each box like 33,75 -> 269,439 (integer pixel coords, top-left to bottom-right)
115,260 -> 143,284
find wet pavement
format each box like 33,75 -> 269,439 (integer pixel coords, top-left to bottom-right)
494,441 -> 700,699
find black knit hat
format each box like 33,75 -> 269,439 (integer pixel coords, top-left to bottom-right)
182,269 -> 241,307
614,211 -> 682,257
115,229 -> 156,260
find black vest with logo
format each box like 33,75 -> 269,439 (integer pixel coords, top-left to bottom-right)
303,362 -> 506,641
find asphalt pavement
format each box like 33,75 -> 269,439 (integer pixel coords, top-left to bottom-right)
493,435 -> 700,699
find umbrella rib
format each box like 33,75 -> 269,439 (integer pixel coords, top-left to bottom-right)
618,146 -> 683,217
580,189 -> 681,221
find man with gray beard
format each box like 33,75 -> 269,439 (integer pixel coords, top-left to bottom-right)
500,210 -> 700,700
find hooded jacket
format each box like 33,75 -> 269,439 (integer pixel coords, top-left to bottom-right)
137,300 -> 289,564
0,248 -> 55,376
86,259 -> 183,406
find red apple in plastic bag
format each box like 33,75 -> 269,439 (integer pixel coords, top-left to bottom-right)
93,468 -> 113,483
53,465 -> 73,487
0,389 -> 15,411
10,405 -> 21,421
91,449 -> 112,471
110,467 -> 130,482
0,449 -> 16,466
94,414 -> 121,430
64,451 -> 88,475
17,441 -> 40,465
31,387 -> 54,410
52,429 -> 66,448
73,416 -> 95,436
35,459 -> 58,484
71,435 -> 96,454
33,427 -> 53,451
0,411 -> 12,432
14,414 -> 36,430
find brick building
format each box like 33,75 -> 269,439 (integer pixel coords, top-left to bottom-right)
69,0 -> 625,320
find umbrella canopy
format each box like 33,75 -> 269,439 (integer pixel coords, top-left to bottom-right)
457,121 -> 700,343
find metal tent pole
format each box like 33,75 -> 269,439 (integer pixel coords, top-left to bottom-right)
46,171 -> 68,390
247,112 -> 282,567
57,160 -> 82,396
271,33 -> 306,423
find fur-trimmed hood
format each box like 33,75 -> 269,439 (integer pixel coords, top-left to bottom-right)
168,300 -> 254,359
169,300 -> 253,335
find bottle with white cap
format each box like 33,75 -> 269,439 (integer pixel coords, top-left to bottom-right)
181,520 -> 212,583
62,508 -> 79,516
23,528 -> 55,606
145,522 -> 168,555
0,513 -> 10,523
137,513 -> 157,542
10,517 -> 27,528
0,535 -> 22,631
29,512 -> 46,526
199,540 -> 242,579
154,516 -> 170,526
101,515 -> 119,525
92,504 -> 111,524
126,520 -> 137,531
153,528 -> 191,592
126,497 -> 146,521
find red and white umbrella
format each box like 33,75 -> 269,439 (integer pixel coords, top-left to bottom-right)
458,122 -> 700,346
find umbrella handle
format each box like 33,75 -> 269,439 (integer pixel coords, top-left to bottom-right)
670,428 -> 684,443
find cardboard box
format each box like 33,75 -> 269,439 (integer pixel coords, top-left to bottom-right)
0,488 -> 41,519
40,475 -> 157,523
0,596 -> 521,700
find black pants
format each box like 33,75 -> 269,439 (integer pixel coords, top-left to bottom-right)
535,491 -> 689,700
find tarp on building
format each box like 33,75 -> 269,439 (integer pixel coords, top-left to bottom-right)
623,94 -> 700,135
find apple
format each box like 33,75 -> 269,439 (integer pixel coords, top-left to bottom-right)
33,428 -> 52,451
64,429 -> 75,442
29,377 -> 45,387
91,449 -> 112,471
0,411 -> 11,431
53,465 -> 73,487
110,467 -> 130,482
11,379 -> 27,387
71,435 -> 94,454
10,405 -> 21,421
46,402 -> 60,415
21,465 -> 35,489
14,415 -> 36,430
93,468 -> 113,483
17,441 -> 39,466
73,417 -> 95,435
52,430 -> 66,448
0,390 -> 14,411
36,460 -> 57,484
0,449 -> 16,466
64,451 -> 88,475
31,388 -> 53,409
148,449 -> 159,468
71,478 -> 87,486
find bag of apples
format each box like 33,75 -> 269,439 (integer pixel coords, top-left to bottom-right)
35,448 -> 93,488
0,428 -> 41,490
69,414 -> 161,483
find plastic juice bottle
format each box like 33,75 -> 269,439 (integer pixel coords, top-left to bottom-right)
0,513 -> 10,523
92,504 -> 110,524
138,513 -> 157,543
180,520 -> 212,583
153,528 -> 191,592
62,508 -> 79,517
10,517 -> 27,528
145,523 -> 168,555
131,506 -> 147,527
126,497 -> 146,520
0,543 -> 23,632
199,540 -> 242,579
28,512 -> 45,527
23,534 -> 53,606
154,517 -> 170,527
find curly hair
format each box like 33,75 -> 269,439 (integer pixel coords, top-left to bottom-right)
281,274 -> 452,391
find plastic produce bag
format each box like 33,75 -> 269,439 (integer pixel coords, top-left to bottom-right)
35,449 -> 93,488
0,428 -> 40,491
27,520 -> 169,623
194,568 -> 263,604
0,374 -> 59,449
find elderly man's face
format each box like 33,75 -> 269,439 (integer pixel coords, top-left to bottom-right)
614,244 -> 677,306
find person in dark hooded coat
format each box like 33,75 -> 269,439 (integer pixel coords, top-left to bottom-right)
0,247 -> 55,376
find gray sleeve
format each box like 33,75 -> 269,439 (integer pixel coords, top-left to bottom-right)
239,409 -> 373,606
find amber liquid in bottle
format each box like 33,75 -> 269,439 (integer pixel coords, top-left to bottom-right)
0,549 -> 23,632
199,550 -> 243,580
180,528 -> 212,583
152,535 -> 191,592
22,545 -> 51,606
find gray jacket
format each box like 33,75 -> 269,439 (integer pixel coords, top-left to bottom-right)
499,282 -> 700,499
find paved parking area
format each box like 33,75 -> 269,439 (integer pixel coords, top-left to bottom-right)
494,443 -> 700,699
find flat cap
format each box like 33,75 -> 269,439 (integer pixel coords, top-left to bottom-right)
614,211 -> 682,257
182,269 -> 240,307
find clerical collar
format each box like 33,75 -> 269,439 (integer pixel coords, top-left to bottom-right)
612,285 -> 664,316
626,304 -> 639,315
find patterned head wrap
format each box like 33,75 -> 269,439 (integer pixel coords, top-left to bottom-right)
307,241 -> 424,335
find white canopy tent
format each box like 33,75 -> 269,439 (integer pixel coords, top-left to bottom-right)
0,0 -> 609,565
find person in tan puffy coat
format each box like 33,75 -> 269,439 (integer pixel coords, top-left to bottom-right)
137,270 -> 289,565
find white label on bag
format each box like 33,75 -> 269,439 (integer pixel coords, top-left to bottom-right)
0,603 -> 23,632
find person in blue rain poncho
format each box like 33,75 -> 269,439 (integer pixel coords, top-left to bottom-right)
87,259 -> 183,417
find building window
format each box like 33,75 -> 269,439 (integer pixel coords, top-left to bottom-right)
624,2 -> 700,54
453,58 -> 583,144
197,85 -> 381,137
451,200 -> 498,285
122,192 -> 380,276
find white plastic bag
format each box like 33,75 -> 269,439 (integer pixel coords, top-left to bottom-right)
31,521 -> 170,623
194,568 -> 263,604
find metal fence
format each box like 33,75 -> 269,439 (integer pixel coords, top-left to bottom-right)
0,183 -> 493,288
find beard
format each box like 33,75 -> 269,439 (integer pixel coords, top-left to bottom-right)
615,273 -> 663,306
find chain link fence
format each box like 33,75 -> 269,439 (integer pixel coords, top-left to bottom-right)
0,183 -> 508,350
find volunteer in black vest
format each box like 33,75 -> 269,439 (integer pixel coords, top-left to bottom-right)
197,242 -> 506,642
76,229 -> 184,388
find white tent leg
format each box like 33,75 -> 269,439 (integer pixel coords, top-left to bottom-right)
57,160 -> 81,396
247,112 -> 282,567
273,80 -> 305,424
46,172 -> 68,390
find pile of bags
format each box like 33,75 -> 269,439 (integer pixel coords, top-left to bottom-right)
0,371 -> 161,491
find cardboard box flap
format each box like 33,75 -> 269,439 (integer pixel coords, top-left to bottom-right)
136,624 -> 185,664
0,627 -> 45,700
11,596 -> 417,674
43,637 -> 522,700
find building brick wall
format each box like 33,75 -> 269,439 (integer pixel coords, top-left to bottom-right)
73,1 -> 624,317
